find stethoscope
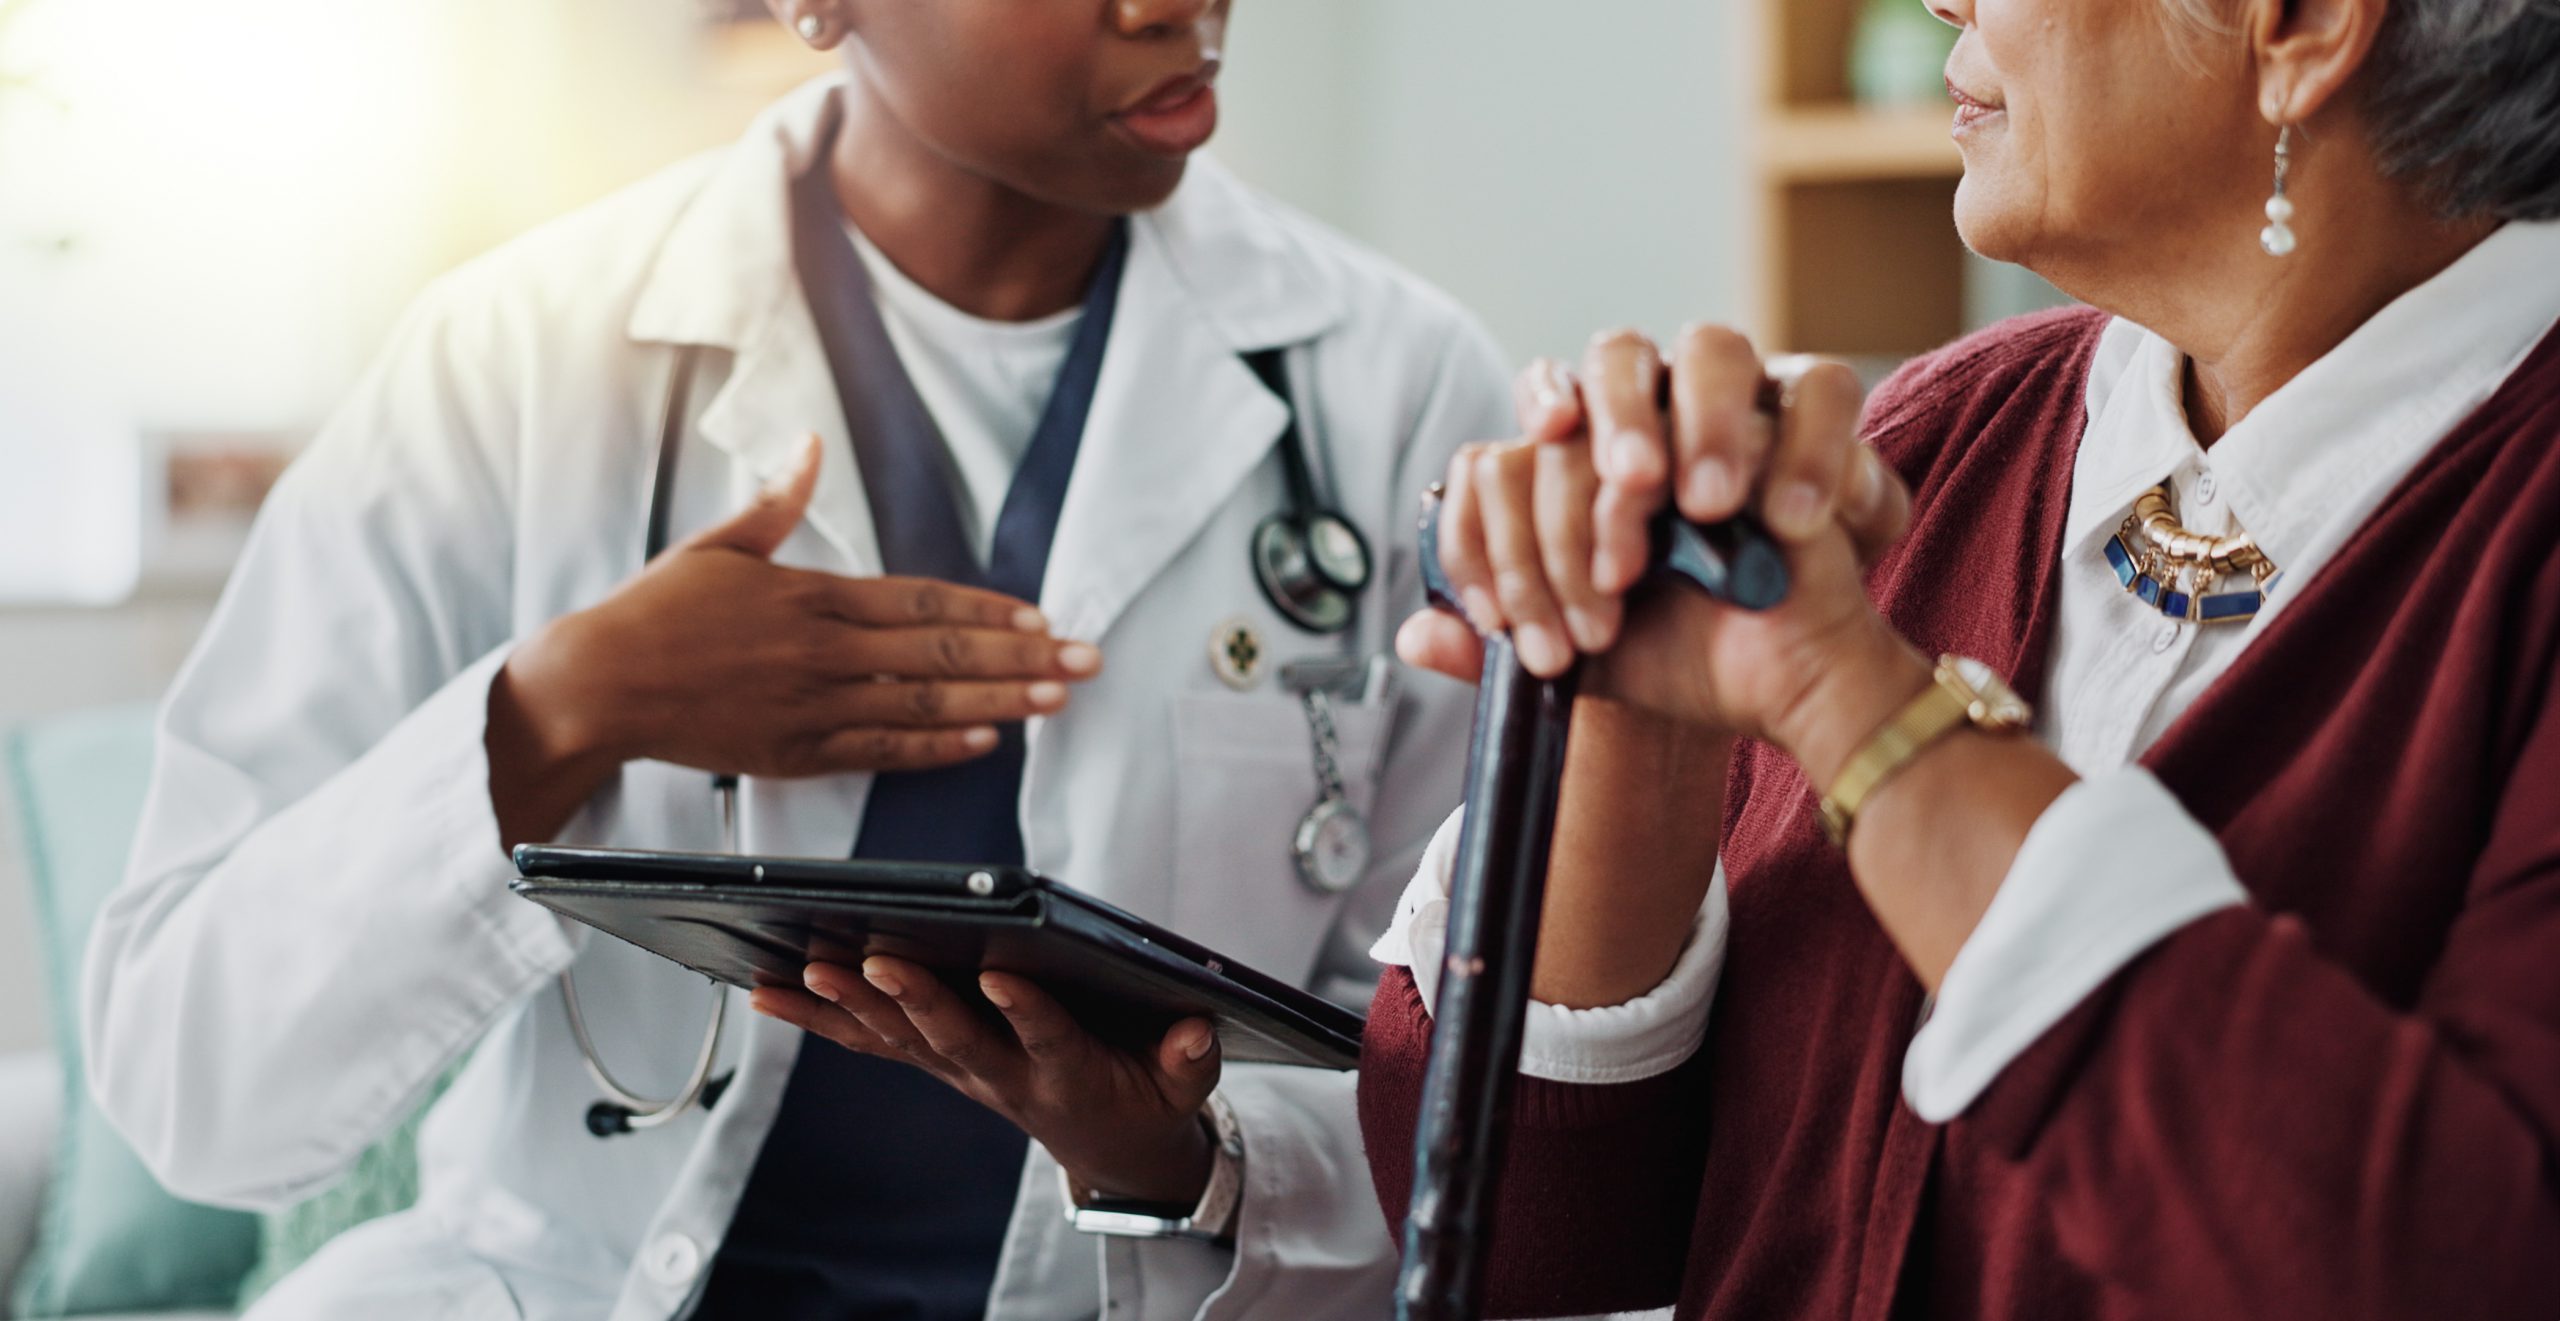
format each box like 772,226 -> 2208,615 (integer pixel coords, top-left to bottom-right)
1240,347 -> 1373,634
567,339 -> 1372,1136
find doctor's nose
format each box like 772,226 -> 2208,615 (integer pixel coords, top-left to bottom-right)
1112,0 -> 1216,39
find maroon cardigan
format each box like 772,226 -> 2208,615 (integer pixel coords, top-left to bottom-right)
1359,306 -> 2560,1320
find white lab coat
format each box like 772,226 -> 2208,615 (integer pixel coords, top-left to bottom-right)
82,77 -> 1511,1321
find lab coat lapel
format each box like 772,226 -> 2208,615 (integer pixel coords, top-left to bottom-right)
1037,157 -> 1348,641
626,76 -> 883,582
625,77 -> 883,855
1037,234 -> 1290,643
706,324 -> 885,858
693,312 -> 885,581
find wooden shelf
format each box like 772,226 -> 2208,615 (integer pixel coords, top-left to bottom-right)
1743,0 -> 1974,359
1759,104 -> 1962,183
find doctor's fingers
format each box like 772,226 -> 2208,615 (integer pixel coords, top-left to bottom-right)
821,678 -> 1071,730
749,985 -> 903,1061
825,625 -> 1104,683
796,725 -> 1003,776
800,572 -> 1050,634
1579,331 -> 1673,595
976,972 -> 1091,1065
790,961 -> 996,1087
852,957 -> 1027,1083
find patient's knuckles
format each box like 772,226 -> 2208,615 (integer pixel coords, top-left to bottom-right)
1782,363 -> 1866,453
1674,321 -> 1755,371
1492,566 -> 1551,621
1583,326 -> 1661,373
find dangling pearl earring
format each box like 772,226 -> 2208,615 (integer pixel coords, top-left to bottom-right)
795,12 -> 827,44
2260,126 -> 2297,257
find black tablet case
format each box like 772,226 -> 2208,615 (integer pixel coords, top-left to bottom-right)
512,846 -> 1364,1070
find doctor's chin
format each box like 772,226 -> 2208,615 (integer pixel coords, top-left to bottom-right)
9,1 -> 2560,1320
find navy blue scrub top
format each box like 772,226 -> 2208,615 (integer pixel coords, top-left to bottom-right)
693,151 -> 1131,1321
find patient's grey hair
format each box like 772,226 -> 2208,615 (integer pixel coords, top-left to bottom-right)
2161,0 -> 2560,221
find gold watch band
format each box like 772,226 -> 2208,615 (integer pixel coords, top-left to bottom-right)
1817,664 -> 1973,846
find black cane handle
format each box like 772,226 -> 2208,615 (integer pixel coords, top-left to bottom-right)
1416,492 -> 1790,621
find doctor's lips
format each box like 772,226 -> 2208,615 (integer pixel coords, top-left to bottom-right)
1111,61 -> 1221,157
1947,77 -> 2004,134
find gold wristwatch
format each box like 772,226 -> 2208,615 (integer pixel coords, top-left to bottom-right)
1817,655 -> 2033,846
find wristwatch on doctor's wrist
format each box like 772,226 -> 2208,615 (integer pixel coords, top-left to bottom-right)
1060,1093 -> 1245,1244
1817,655 -> 2033,846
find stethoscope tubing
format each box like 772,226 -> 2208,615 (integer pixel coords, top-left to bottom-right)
564,775 -> 738,1137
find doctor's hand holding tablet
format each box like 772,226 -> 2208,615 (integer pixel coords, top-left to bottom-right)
485,435 -> 1103,849
753,955 -> 1227,1208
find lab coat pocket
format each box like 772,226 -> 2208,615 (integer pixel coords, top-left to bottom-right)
1167,690 -> 1392,988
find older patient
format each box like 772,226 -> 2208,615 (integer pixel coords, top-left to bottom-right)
1361,0 -> 2560,1317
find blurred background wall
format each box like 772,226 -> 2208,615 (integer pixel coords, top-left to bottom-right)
0,0 -> 2043,1053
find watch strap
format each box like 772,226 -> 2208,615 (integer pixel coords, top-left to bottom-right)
1817,667 -> 1971,846
1058,1093 -> 1244,1244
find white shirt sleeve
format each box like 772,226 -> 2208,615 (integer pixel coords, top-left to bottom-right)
1900,766 -> 2248,1122
1371,808 -> 1728,1085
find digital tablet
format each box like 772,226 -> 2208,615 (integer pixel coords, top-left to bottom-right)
511,845 -> 1364,1070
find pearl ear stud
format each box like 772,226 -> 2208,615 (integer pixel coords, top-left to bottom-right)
796,13 -> 826,43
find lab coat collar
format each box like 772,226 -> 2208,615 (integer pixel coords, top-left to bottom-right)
624,74 -> 1347,605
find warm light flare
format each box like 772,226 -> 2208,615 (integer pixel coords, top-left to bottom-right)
0,0 -> 736,602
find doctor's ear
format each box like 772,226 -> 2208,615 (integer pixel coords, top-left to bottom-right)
774,1 -> 851,51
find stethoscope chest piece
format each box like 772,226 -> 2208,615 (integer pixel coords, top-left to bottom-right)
1254,510 -> 1371,636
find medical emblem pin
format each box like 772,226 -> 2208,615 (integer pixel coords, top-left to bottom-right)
1209,618 -> 1266,691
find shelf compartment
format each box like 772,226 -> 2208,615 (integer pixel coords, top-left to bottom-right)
1759,104 -> 1964,183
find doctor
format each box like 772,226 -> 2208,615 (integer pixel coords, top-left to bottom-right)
80,1 -> 1510,1318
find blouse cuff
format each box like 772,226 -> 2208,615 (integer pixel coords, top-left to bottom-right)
1902,767 -> 2247,1122
1370,808 -> 1728,1086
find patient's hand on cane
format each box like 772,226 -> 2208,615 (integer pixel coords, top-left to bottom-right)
1399,326 -> 1914,740
485,435 -> 1104,847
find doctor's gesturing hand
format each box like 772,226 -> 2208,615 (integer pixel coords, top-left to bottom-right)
487,436 -> 1103,847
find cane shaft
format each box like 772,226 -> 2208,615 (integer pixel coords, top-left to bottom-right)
1395,636 -> 1578,1321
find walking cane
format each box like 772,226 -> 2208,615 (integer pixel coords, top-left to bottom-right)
1398,407 -> 1789,1321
